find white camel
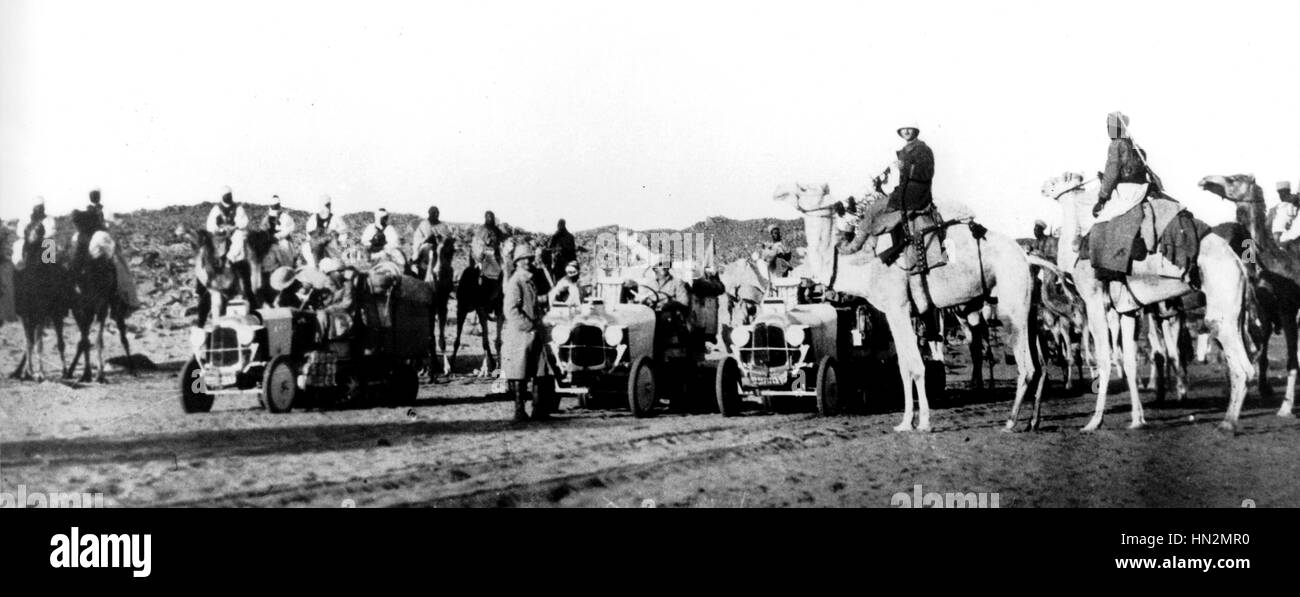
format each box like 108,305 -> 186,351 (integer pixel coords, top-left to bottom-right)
1042,172 -> 1257,432
777,183 -> 1044,432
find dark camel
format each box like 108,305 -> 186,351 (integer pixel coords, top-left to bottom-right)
1199,174 -> 1299,417
10,221 -> 72,381
65,210 -> 136,383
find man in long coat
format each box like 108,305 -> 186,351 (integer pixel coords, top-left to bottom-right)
502,244 -> 553,422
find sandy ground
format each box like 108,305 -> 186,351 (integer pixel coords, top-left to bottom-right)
2,320 -> 1298,508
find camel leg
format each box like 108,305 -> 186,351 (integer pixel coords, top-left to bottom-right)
53,317 -> 68,377
196,281 -> 210,327
1119,314 -> 1145,429
885,308 -> 926,431
492,304 -> 503,373
1281,311 -> 1298,417
1082,290 -> 1113,432
1149,313 -> 1170,398
95,314 -> 107,383
1162,314 -> 1189,401
1256,313 -> 1274,398
116,313 -> 135,376
1001,293 -> 1041,432
35,320 -> 46,382
966,314 -> 985,391
450,308 -> 468,374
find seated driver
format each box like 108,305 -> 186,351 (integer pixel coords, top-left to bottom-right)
640,257 -> 691,312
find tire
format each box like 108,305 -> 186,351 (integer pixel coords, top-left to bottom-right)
388,361 -> 419,406
815,356 -> 843,416
263,355 -> 298,413
715,357 -> 742,417
627,356 -> 657,418
179,357 -> 214,414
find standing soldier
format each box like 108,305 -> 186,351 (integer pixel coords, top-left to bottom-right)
302,194 -> 348,267
503,244 -> 548,422
360,208 -> 405,266
546,218 -> 577,280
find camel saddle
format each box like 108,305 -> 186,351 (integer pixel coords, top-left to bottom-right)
1083,194 -> 1209,284
860,203 -> 948,275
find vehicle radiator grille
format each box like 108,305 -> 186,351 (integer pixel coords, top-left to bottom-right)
745,323 -> 789,367
207,327 -> 242,367
564,325 -> 608,368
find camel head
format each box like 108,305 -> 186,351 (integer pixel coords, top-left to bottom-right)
773,182 -> 836,285
1040,172 -> 1087,203
1197,174 -> 1259,204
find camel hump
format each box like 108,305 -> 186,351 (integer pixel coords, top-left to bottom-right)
88,230 -> 116,260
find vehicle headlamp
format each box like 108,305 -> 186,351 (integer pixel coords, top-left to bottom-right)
235,326 -> 257,346
604,325 -> 626,347
553,324 -> 573,345
784,325 -> 807,346
189,328 -> 209,353
730,327 -> 751,347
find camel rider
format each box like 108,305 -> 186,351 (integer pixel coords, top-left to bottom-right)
471,210 -> 506,281
885,122 -> 935,214
13,196 -> 55,270
302,194 -> 349,267
205,186 -> 255,301
361,208 -> 405,266
80,188 -> 141,310
1027,220 -> 1056,260
548,260 -> 587,307
546,218 -> 577,280
1272,181 -> 1300,244
1089,111 -> 1163,279
263,195 -> 297,269
411,205 -> 452,267
503,244 -> 550,422
835,197 -> 862,245
640,257 -> 691,312
761,225 -> 793,276
0,221 -> 14,325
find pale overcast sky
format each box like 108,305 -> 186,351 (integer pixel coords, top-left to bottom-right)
2,0 -> 1298,235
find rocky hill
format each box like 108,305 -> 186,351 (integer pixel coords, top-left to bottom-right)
7,204 -> 803,345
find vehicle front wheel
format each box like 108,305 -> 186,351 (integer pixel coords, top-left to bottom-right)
715,357 -> 742,417
263,356 -> 298,413
179,357 -> 214,414
627,356 -> 657,418
815,356 -> 843,416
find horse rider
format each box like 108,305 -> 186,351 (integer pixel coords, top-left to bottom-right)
548,260 -> 587,307
471,210 -> 506,281
13,196 -> 55,270
503,244 -> 549,422
546,218 -> 577,280
1272,181 -> 1300,244
640,256 -> 691,312
302,194 -> 349,268
411,205 -> 452,271
760,224 -> 793,276
205,186 -> 255,301
1089,111 -> 1163,279
361,207 -> 405,266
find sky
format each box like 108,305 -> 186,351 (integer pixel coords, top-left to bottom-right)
2,0 -> 1298,235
